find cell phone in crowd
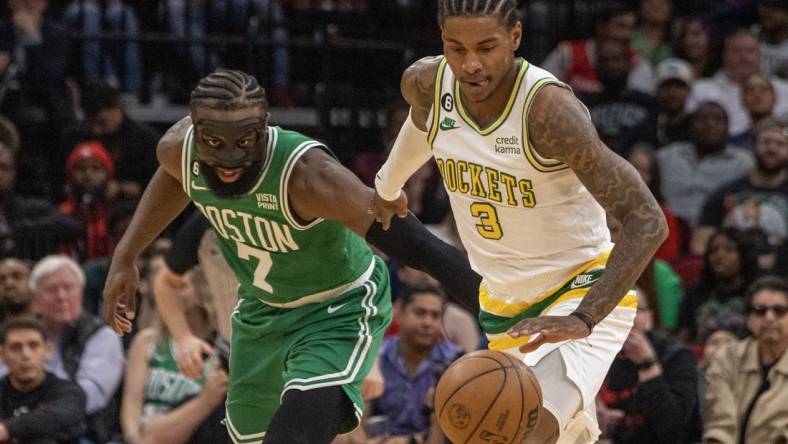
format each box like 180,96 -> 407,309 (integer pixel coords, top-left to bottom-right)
365,415 -> 389,438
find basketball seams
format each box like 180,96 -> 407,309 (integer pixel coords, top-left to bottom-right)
462,362 -> 509,444
445,353 -> 509,371
528,368 -> 543,405
437,365 -> 503,419
500,352 -> 526,441
437,351 -> 542,444
437,364 -> 523,419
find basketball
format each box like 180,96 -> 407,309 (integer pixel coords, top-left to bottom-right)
434,350 -> 542,444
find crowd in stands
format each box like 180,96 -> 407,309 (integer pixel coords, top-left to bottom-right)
0,0 -> 787,443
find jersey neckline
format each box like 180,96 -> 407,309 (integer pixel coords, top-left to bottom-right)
453,58 -> 529,136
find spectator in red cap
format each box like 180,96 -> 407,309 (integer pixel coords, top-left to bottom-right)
59,141 -> 129,260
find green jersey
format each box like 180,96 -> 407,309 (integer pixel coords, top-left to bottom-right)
143,337 -> 203,419
182,125 -> 374,307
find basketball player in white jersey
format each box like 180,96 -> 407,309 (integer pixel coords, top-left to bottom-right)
371,1 -> 668,443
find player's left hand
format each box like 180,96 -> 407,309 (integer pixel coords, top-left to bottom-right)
368,190 -> 408,230
508,315 -> 591,353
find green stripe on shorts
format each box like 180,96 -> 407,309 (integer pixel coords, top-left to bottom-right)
479,268 -> 604,334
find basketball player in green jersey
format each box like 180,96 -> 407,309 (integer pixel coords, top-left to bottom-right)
372,1 -> 668,443
103,69 -> 480,444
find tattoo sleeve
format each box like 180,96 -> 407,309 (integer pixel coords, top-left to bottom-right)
529,85 -> 668,323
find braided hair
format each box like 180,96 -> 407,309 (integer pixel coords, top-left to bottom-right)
190,69 -> 268,112
437,0 -> 521,29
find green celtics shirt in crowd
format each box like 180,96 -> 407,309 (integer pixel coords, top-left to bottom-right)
143,337 -> 203,419
181,125 -> 374,307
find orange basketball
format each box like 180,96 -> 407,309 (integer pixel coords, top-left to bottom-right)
434,350 -> 542,444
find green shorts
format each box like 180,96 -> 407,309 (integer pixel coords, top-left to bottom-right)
224,256 -> 392,444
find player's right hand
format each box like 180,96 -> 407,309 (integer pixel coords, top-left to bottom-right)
103,257 -> 140,335
369,190 -> 408,230
174,334 -> 214,380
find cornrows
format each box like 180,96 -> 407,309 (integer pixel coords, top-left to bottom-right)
190,69 -> 268,111
437,0 -> 520,29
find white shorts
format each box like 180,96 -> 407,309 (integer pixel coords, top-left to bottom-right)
493,297 -> 636,444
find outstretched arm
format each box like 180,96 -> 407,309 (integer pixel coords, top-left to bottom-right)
510,85 -> 667,350
103,117 -> 193,334
290,148 -> 481,314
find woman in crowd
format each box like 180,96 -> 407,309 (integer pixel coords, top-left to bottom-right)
120,266 -> 229,444
632,0 -> 674,66
678,228 -> 760,343
674,17 -> 719,78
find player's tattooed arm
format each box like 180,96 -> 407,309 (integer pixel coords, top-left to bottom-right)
529,85 -> 668,324
401,56 -> 442,130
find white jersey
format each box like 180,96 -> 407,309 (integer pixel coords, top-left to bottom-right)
427,57 -> 612,303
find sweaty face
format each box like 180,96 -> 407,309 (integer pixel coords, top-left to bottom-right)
442,16 -> 521,103
191,106 -> 269,198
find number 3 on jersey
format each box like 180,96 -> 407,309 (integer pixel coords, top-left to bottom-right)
236,241 -> 273,292
470,202 -> 503,240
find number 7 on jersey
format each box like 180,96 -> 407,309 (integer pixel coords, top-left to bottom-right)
236,241 -> 274,292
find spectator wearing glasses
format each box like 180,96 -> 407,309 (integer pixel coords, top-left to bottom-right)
703,275 -> 788,444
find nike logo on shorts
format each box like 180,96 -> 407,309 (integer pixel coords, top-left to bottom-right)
327,302 -> 348,314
